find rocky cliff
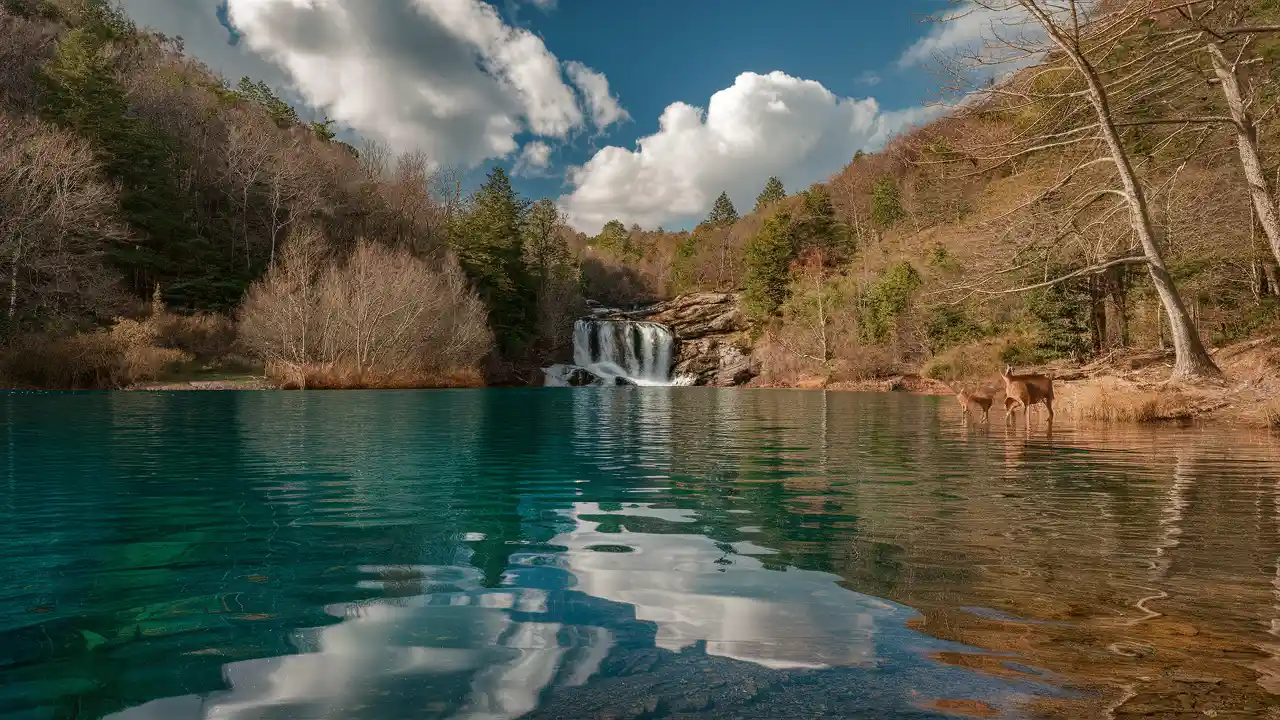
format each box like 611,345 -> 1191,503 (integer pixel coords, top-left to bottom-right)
619,292 -> 757,386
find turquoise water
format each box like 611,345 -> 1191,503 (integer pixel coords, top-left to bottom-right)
2,389 -> 1280,719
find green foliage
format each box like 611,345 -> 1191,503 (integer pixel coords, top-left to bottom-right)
926,243 -> 954,269
858,261 -> 922,343
925,306 -> 985,354
706,191 -> 739,226
753,176 -> 786,212
309,118 -> 337,142
743,211 -> 798,321
235,77 -> 299,129
669,233 -> 701,293
870,176 -> 905,229
36,23 -> 245,309
794,184 -> 852,263
451,167 -> 536,355
594,219 -> 640,260
1025,279 -> 1092,362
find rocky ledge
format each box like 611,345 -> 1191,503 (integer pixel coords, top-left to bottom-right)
607,292 -> 757,386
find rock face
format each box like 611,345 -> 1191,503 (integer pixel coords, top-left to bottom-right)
626,292 -> 757,386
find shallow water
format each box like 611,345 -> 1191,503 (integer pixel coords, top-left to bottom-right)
1,389 -> 1279,719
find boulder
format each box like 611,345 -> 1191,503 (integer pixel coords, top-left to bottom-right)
630,292 -> 757,387
543,364 -> 601,387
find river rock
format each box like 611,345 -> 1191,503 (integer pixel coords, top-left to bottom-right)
543,364 -> 601,387
629,292 -> 757,387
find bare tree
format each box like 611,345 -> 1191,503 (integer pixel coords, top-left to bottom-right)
927,0 -> 1221,379
1136,1 -> 1280,273
240,232 -> 492,387
0,112 -> 126,333
221,117 -> 274,269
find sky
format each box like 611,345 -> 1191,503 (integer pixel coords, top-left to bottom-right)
114,0 -> 1003,233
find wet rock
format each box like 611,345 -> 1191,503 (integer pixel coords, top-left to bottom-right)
625,292 -> 758,387
542,364 -> 602,387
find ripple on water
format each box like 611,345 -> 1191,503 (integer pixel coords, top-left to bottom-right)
1,389 -> 1279,718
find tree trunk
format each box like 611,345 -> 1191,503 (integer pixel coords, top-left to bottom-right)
1050,30 -> 1220,379
1104,264 -> 1129,350
8,239 -> 22,321
1208,43 -> 1280,270
1266,263 -> 1280,298
1089,273 -> 1106,355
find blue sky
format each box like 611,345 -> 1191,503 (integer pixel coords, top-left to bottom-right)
118,0 -> 972,232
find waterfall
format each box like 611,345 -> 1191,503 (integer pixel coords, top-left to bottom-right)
572,319 -> 677,386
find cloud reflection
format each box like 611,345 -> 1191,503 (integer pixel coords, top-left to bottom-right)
112,502 -> 947,719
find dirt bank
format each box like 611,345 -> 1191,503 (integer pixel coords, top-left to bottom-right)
751,337 -> 1280,430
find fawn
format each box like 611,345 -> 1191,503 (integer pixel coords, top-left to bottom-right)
947,382 -> 994,424
1000,365 -> 1055,430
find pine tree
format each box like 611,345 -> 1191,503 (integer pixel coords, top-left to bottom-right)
236,77 -> 299,129
870,176 -> 905,229
595,219 -> 637,259
38,24 -> 237,308
743,211 -> 797,320
754,176 -> 786,212
706,191 -> 739,226
451,167 -> 535,355
795,184 -> 851,263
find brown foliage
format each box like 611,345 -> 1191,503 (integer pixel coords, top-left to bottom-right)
0,317 -> 189,389
239,232 -> 492,388
151,312 -> 238,360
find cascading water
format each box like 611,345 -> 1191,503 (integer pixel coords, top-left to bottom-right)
572,319 -> 676,386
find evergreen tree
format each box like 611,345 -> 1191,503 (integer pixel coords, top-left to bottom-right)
754,176 -> 786,212
310,117 -> 337,142
870,176 -> 905,229
236,77 -> 299,129
595,219 -> 638,259
795,184 -> 852,263
451,167 -> 536,355
37,24 -> 238,309
706,191 -> 739,226
523,199 -> 571,289
743,211 -> 797,320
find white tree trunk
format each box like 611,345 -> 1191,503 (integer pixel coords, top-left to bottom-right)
1031,4 -> 1220,380
1208,42 -> 1280,270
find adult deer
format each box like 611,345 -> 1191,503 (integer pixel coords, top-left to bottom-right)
1000,365 -> 1055,431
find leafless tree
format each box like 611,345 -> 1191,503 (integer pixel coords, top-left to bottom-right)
925,0 -> 1222,379
240,231 -> 492,386
0,112 -> 126,334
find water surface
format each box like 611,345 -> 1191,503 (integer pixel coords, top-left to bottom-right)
2,389 -> 1279,719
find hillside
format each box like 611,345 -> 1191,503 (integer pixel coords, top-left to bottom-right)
0,0 -> 582,388
4,0 -> 1280,419
571,0 -> 1280,424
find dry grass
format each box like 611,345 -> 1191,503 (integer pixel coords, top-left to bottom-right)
1264,402 -> 1280,432
152,312 -> 237,359
266,361 -> 483,390
1,318 -> 190,389
1062,380 -> 1199,423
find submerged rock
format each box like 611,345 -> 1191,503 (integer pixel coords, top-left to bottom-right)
543,364 -> 601,387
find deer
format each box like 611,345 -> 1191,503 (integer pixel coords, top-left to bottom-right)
944,382 -> 994,425
1000,365 -> 1055,430
1002,396 -> 1020,425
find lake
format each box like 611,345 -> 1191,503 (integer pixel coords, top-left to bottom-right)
2,389 -> 1279,719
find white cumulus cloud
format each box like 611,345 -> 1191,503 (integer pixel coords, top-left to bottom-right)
218,0 -> 607,166
558,71 -> 942,233
564,60 -> 629,130
513,140 -> 553,177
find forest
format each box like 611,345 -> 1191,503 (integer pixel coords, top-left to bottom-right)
2,0 -> 1280,393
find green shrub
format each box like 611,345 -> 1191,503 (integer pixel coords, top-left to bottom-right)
925,306 -> 985,353
859,261 -> 922,343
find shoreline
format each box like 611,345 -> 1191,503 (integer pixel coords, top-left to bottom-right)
42,336 -> 1280,431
